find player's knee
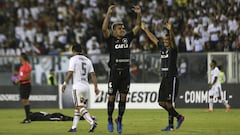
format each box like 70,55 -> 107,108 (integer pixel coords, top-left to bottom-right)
74,109 -> 80,116
108,95 -> 116,102
120,93 -> 127,102
21,99 -> 29,105
79,107 -> 88,116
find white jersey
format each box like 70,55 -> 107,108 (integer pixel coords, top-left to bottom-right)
209,66 -> 222,97
210,67 -> 220,87
68,55 -> 94,90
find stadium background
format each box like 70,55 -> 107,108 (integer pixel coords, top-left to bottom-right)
0,0 -> 239,109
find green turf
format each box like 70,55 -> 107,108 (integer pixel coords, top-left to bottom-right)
0,108 -> 239,135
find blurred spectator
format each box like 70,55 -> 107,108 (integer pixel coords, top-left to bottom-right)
130,59 -> 141,82
193,32 -> 204,52
178,57 -> 188,80
130,39 -> 141,53
86,36 -> 100,52
208,19 -> 221,51
0,0 -> 239,55
87,38 -> 106,79
177,33 -> 187,52
47,68 -> 57,86
185,31 -> 194,52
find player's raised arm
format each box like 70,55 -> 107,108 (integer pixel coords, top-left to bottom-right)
166,21 -> 177,49
132,5 -> 141,35
102,5 -> 115,38
141,22 -> 158,45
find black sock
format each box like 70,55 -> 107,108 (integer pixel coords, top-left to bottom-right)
168,107 -> 180,118
24,105 -> 30,120
107,101 -> 114,121
118,101 -> 126,121
168,113 -> 174,127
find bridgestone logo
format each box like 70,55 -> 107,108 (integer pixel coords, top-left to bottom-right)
0,94 -> 57,101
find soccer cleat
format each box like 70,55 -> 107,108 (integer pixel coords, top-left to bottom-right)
20,119 -> 31,124
205,109 -> 213,112
108,120 -> 114,132
161,126 -> 174,131
89,122 -> 97,132
68,128 -> 77,132
225,105 -> 230,112
176,115 -> 185,129
115,118 -> 122,134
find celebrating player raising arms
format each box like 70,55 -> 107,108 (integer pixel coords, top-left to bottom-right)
141,21 -> 185,131
102,5 -> 141,134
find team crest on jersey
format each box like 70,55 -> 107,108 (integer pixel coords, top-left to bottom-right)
122,38 -> 128,44
115,38 -> 129,49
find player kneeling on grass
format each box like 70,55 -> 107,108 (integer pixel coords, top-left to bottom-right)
61,44 -> 100,133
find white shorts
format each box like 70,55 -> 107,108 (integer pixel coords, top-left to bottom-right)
72,85 -> 89,107
209,85 -> 222,97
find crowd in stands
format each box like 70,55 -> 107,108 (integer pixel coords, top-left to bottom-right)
0,0 -> 240,57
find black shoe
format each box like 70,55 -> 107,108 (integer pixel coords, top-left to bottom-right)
89,122 -> 97,132
161,126 -> 174,131
21,119 -> 31,124
68,128 -> 77,132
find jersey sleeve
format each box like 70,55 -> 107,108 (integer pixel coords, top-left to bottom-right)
68,57 -> 74,71
213,68 -> 219,78
88,59 -> 94,73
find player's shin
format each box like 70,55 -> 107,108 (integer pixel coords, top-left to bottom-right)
168,113 -> 174,127
209,98 -> 214,110
72,109 -> 80,129
107,101 -> 115,120
80,108 -> 94,125
118,101 -> 126,120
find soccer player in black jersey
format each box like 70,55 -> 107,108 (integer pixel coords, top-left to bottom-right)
141,21 -> 185,131
102,5 -> 141,134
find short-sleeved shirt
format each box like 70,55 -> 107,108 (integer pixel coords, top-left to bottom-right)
68,55 -> 94,90
19,61 -> 32,84
158,41 -> 178,77
106,32 -> 134,69
210,67 -> 220,87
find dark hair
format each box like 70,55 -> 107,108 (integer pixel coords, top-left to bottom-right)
218,65 -> 223,70
211,59 -> 217,66
72,44 -> 82,53
21,53 -> 29,61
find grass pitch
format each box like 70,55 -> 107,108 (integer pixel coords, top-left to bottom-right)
0,108 -> 239,135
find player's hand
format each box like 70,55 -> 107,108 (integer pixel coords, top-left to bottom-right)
208,84 -> 212,90
107,5 -> 115,14
132,5 -> 141,14
95,88 -> 100,95
15,79 -> 20,85
61,82 -> 67,93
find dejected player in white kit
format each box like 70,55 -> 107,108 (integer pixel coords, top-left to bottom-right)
61,44 -> 100,132
206,60 -> 230,112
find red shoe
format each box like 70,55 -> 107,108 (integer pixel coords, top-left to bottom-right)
225,105 -> 230,112
205,109 -> 213,112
